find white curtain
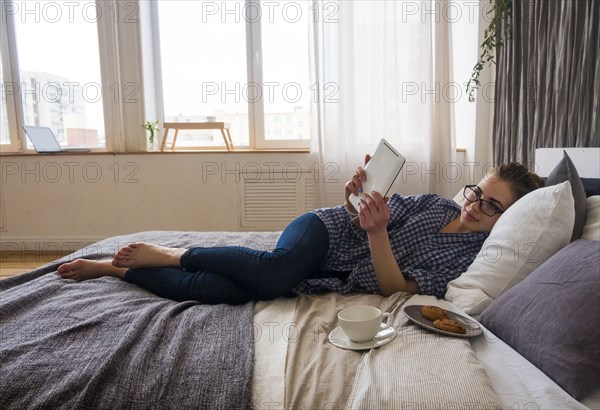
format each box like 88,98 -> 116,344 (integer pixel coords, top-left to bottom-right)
310,0 -> 472,207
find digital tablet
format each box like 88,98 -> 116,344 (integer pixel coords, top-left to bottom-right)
348,138 -> 406,211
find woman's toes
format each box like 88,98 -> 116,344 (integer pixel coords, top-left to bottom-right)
59,270 -> 74,279
58,260 -> 79,274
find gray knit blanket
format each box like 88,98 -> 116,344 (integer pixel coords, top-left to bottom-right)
0,230 -> 280,409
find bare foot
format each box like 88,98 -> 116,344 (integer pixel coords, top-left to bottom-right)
112,243 -> 186,269
57,259 -> 127,282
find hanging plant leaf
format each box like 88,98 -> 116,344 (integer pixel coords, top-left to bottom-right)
467,0 -> 513,102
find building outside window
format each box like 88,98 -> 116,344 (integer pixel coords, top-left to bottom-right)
9,0 -> 106,149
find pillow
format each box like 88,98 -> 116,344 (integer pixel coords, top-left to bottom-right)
581,178 -> 600,197
479,239 -> 600,400
452,188 -> 465,207
545,151 -> 587,241
445,181 -> 574,315
581,196 -> 600,241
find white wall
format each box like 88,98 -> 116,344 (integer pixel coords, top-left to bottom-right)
0,150 -> 493,252
0,152 -> 319,251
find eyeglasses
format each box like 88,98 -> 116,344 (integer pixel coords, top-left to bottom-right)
462,185 -> 505,217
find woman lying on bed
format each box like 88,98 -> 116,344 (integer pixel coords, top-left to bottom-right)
58,160 -> 544,304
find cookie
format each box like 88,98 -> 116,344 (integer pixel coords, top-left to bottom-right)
421,305 -> 448,322
433,319 -> 466,334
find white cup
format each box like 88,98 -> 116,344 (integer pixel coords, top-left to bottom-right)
338,305 -> 394,343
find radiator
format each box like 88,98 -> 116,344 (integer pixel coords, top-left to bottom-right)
238,170 -> 318,230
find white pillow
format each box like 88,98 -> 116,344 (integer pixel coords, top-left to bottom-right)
581,196 -> 600,241
445,181 -> 575,315
452,189 -> 465,207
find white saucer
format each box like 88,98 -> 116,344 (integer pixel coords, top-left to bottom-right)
328,326 -> 397,350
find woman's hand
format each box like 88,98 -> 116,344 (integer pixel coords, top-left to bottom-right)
358,191 -> 390,233
344,154 -> 371,214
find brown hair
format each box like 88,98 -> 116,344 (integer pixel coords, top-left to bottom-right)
490,162 -> 545,200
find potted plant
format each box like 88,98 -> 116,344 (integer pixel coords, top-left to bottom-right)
144,120 -> 160,151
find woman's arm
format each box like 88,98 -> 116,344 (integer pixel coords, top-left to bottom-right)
359,192 -> 420,296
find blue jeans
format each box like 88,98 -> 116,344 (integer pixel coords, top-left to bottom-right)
124,213 -> 331,304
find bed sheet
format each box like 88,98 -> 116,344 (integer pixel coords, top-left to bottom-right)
252,293 -> 595,409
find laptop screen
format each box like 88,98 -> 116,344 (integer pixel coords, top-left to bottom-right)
22,126 -> 62,152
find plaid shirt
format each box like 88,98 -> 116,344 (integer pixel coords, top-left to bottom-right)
293,194 -> 488,298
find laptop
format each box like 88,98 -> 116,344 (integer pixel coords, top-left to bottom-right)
22,125 -> 91,153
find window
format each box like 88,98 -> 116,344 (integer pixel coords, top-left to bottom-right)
155,0 -> 311,150
2,0 -> 108,152
157,0 -> 249,148
260,0 -> 311,145
1,0 -> 311,153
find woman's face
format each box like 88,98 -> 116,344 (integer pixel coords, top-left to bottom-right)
460,174 -> 517,233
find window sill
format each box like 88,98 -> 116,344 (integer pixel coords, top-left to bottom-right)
2,147 -> 463,156
0,148 -> 311,157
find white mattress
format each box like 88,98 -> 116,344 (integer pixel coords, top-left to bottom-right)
253,294 -> 598,409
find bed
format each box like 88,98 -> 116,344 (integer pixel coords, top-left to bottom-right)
1,148 -> 599,409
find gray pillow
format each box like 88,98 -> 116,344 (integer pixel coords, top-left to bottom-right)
545,151 -> 587,241
480,239 -> 600,400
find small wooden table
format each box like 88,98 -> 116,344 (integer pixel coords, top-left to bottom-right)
160,122 -> 234,151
